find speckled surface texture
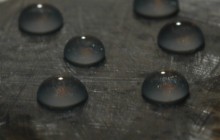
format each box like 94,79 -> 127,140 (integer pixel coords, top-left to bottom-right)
0,0 -> 220,140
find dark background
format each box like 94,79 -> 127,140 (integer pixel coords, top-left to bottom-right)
0,0 -> 220,139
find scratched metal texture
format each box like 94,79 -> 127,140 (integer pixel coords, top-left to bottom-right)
0,0 -> 220,140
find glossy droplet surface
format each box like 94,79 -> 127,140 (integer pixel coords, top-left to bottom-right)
19,4 -> 63,35
37,76 -> 88,110
134,0 -> 179,18
158,21 -> 205,54
64,36 -> 105,66
142,71 -> 189,105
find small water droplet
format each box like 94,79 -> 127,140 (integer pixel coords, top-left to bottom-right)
37,76 -> 88,110
19,3 -> 63,35
142,70 -> 189,105
134,0 -> 179,18
158,21 -> 205,54
64,35 -> 105,67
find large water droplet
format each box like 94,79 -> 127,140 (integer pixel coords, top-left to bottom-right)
134,0 -> 179,18
64,36 -> 105,67
142,70 -> 189,105
37,76 -> 88,110
158,21 -> 205,54
19,4 -> 63,35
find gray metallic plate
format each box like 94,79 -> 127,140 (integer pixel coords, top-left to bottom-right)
0,0 -> 220,140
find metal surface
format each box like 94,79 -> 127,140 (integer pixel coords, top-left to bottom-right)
0,0 -> 220,139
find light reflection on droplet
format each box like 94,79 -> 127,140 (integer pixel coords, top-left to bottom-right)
81,36 -> 86,40
37,4 -> 43,9
58,77 -> 63,81
161,71 -> 166,75
176,21 -> 181,26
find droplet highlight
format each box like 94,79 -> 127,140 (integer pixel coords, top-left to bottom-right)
142,70 -> 189,105
64,35 -> 105,67
133,0 -> 179,18
19,3 -> 63,35
158,21 -> 205,54
37,76 -> 88,110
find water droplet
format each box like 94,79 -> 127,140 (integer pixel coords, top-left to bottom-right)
142,70 -> 189,105
158,21 -> 205,54
19,4 -> 63,35
134,0 -> 179,18
64,35 -> 105,66
37,76 -> 88,110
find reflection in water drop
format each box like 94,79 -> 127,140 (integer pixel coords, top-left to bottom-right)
37,76 -> 88,110
142,70 -> 189,105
